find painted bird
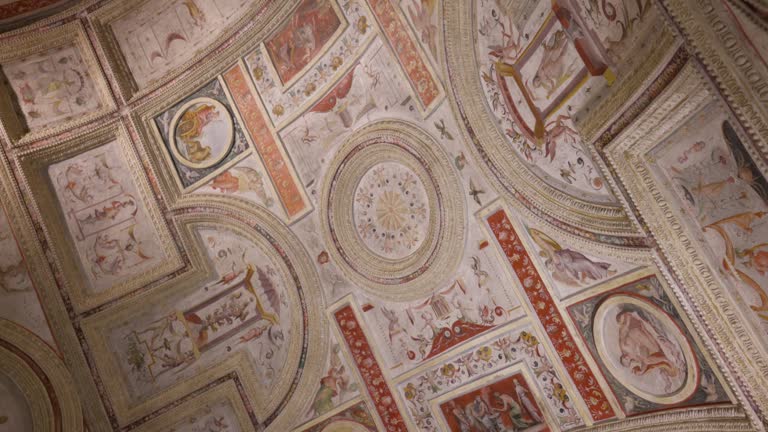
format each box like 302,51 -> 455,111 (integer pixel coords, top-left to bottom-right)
469,178 -> 485,206
454,152 -> 466,171
434,119 -> 453,140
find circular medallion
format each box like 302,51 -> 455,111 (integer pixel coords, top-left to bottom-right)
593,295 -> 698,404
322,121 -> 465,300
353,162 -> 430,260
170,97 -> 234,169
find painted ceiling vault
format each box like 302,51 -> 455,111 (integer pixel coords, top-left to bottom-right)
0,0 -> 768,431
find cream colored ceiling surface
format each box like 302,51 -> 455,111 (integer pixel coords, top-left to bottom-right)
0,0 -> 766,431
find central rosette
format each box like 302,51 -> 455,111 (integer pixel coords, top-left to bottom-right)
354,162 -> 429,260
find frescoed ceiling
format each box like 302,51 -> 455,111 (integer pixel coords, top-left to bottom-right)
0,0 -> 767,431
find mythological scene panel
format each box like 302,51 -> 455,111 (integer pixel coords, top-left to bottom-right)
398,324 -> 585,431
246,0 -> 373,128
568,275 -> 730,415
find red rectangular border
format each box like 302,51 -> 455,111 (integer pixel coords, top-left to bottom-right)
222,64 -> 306,217
334,305 -> 408,431
367,0 -> 441,109
487,209 -> 615,421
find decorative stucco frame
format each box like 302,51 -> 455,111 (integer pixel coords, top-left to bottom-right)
80,203 -> 327,427
0,319 -> 83,432
320,120 -> 466,301
441,0 -> 678,237
15,120 -> 182,312
87,0 -> 272,102
128,379 -> 257,432
0,20 -> 116,147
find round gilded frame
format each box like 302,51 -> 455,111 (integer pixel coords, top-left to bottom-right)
321,121 -> 465,300
593,294 -> 699,405
169,97 -> 234,169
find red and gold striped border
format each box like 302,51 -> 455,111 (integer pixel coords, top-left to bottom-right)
487,209 -> 615,421
334,305 -> 408,431
222,64 -> 307,218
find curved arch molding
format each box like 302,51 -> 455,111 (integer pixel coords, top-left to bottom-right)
0,319 -> 82,432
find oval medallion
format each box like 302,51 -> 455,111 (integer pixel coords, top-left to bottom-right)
593,294 -> 698,404
170,97 -> 234,169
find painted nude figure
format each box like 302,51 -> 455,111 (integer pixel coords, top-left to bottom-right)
616,308 -> 685,392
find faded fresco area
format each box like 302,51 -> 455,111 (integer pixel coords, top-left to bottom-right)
0,205 -> 53,346
437,372 -> 546,432
48,141 -> 166,295
110,0 -> 252,88
0,373 -> 32,432
2,43 -> 103,130
104,224 -> 294,405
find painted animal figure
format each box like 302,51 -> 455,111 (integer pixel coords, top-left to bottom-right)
530,30 -> 574,98
176,103 -> 220,163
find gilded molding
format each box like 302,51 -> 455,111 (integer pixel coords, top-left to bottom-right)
15,121 -> 182,312
79,203 -> 327,428
87,0 -> 272,102
442,0 -> 635,237
0,132 -> 111,429
0,20 -> 117,147
663,0 -> 768,163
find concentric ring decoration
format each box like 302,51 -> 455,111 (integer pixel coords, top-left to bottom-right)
322,121 -> 465,300
0,319 -> 82,432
